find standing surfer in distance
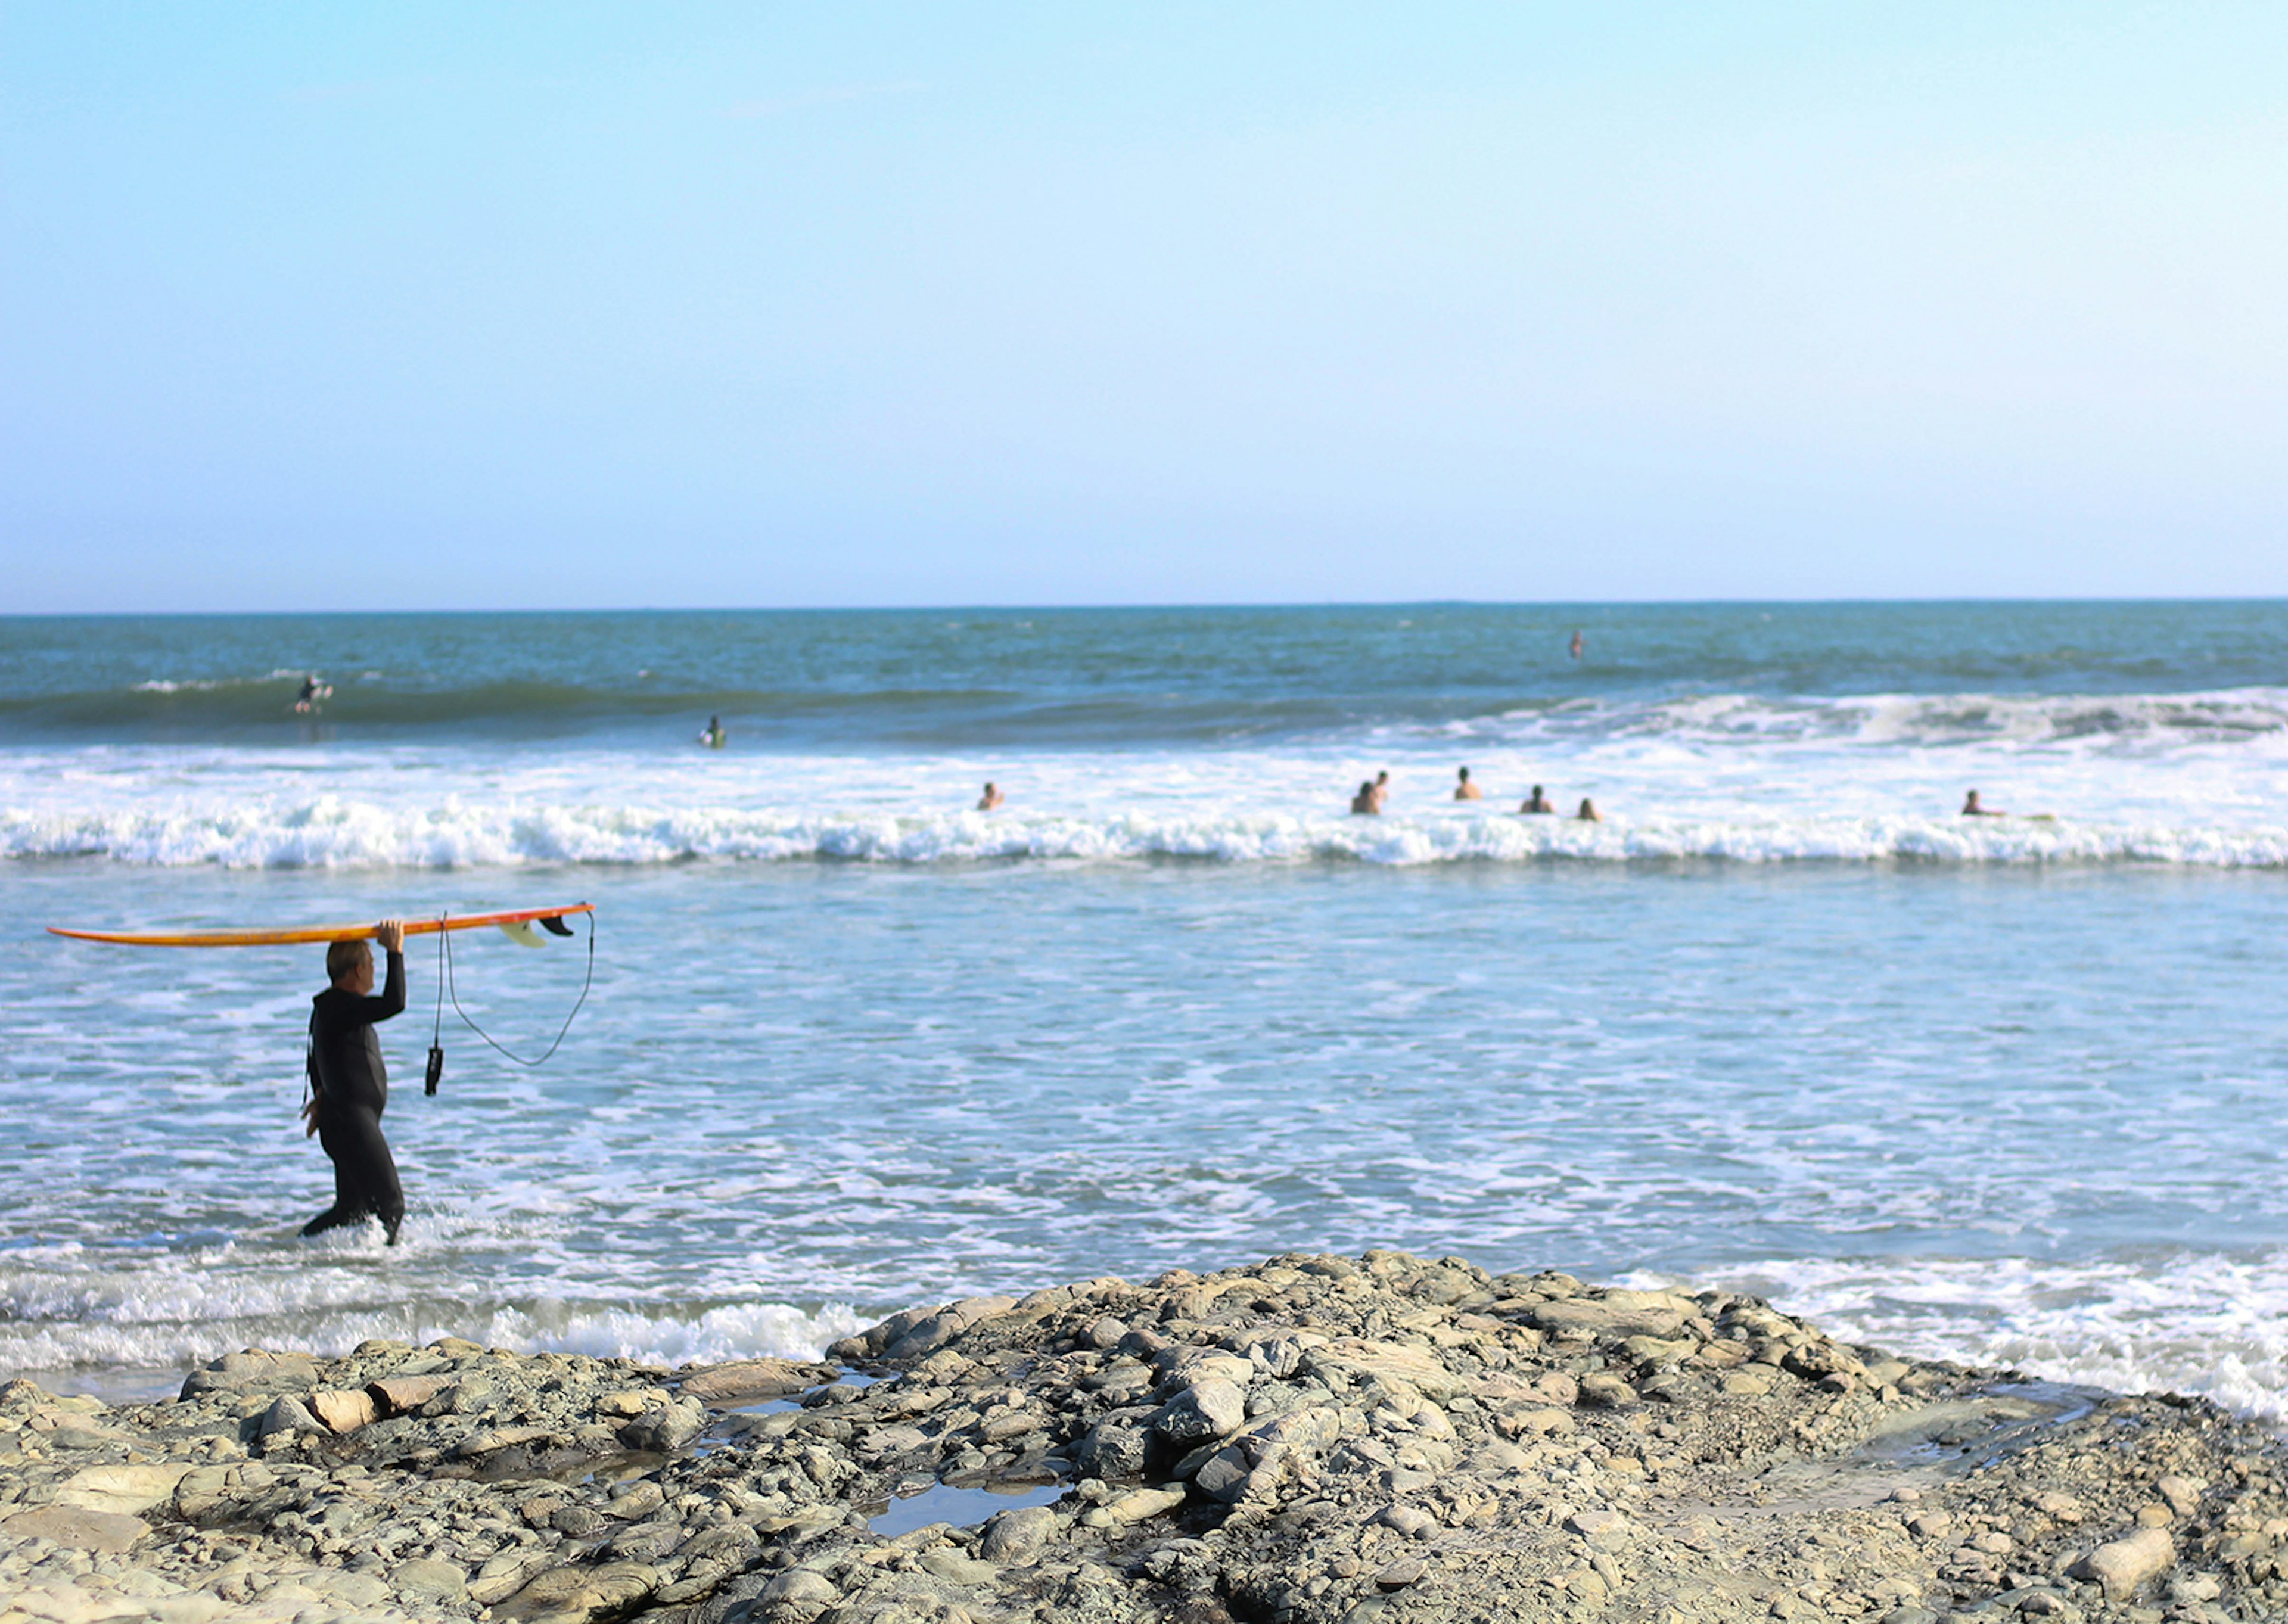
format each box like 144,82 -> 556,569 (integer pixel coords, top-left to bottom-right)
1454,767 -> 1482,801
301,920 -> 409,1246
1569,629 -> 1584,661
700,715 -> 726,749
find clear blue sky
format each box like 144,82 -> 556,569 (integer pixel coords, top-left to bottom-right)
5,4 -> 2285,611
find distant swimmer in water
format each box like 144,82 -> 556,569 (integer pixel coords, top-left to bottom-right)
1350,780 -> 1379,816
1962,789 -> 2005,817
294,674 -> 331,715
1521,784 -> 1555,814
700,715 -> 726,749
1373,770 -> 1390,812
1569,630 -> 1584,661
1575,797 -> 1602,822
1454,767 -> 1482,802
301,921 -> 408,1247
978,782 -> 1005,811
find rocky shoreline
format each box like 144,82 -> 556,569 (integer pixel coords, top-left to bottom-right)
4,1252 -> 2286,1624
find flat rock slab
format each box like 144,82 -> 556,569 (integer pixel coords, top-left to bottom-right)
1303,1337 -> 1469,1401
677,1358 -> 838,1404
1,1503 -> 150,1553
55,1462 -> 191,1516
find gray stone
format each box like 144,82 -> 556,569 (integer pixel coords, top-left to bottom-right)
2069,1527 -> 2174,1601
981,1503 -> 1059,1564
179,1348 -> 320,1400
256,1393 -> 327,1439
918,1548 -> 997,1585
393,1557 -> 470,1601
1074,1417 -> 1150,1479
1152,1377 -> 1246,1446
618,1396 -> 708,1452
760,1567 -> 840,1605
1375,1504 -> 1437,1539
1373,1558 -> 1426,1590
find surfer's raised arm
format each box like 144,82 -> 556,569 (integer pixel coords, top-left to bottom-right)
365,919 -> 407,1018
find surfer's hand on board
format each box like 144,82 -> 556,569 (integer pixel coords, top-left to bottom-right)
374,919 -> 405,953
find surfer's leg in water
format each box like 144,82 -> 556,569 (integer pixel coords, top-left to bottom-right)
303,1111 -> 405,1245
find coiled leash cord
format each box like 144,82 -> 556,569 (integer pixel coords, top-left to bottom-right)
426,911 -> 596,1093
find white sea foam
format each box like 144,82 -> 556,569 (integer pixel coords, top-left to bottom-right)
0,1236 -> 867,1377
1639,1251 -> 2288,1423
9,686 -> 2288,869
7,799 -> 2288,869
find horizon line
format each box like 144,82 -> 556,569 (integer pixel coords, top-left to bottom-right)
7,593 -> 2288,621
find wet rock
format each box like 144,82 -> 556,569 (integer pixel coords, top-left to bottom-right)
14,1250 -> 2288,1624
617,1396 -> 707,1452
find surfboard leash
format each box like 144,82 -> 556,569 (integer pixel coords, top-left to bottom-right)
427,921 -> 447,1094
438,908 -> 596,1071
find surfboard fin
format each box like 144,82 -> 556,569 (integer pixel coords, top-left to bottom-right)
498,920 -> 547,948
539,914 -> 576,937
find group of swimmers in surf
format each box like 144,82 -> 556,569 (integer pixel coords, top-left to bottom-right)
1353,770 -> 2024,823
1353,768 -> 1599,820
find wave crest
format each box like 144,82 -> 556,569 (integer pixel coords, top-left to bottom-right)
9,799 -> 2288,869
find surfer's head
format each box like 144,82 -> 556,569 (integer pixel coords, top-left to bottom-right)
327,939 -> 371,992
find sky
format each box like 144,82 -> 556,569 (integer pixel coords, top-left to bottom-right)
4,4 -> 2286,611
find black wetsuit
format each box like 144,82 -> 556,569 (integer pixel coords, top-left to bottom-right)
303,949 -> 406,1243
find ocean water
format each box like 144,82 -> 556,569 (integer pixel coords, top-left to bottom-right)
3,603 -> 2286,1419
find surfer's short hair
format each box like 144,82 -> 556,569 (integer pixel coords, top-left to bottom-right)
327,939 -> 370,984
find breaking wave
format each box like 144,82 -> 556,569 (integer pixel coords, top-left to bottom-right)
9,799 -> 2288,869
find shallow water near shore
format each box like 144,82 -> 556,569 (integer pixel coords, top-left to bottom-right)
7,857 -> 2288,1418
5,603 -> 2288,1422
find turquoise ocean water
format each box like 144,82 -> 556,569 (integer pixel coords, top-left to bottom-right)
3,603 -> 2286,1414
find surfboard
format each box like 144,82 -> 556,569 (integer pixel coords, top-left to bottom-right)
48,903 -> 593,948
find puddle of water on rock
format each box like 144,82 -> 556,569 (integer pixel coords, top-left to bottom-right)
732,1370 -> 879,1417
866,1477 -> 1065,1539
1742,1380 -> 2103,1514
692,1371 -> 881,1456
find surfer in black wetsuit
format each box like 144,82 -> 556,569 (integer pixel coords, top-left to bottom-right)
301,920 -> 408,1245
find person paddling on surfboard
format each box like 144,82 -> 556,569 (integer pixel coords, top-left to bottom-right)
301,919 -> 409,1246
